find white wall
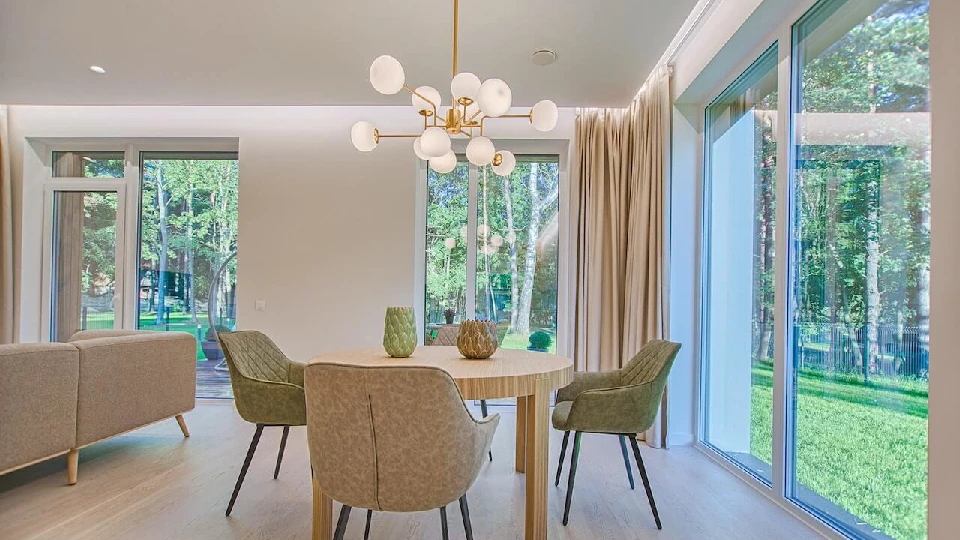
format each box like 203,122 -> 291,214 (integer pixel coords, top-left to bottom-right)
7,106 -> 575,361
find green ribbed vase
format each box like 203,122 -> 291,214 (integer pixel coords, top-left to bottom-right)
383,306 -> 417,358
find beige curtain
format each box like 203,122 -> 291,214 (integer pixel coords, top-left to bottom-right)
572,66 -> 670,446
0,105 -> 13,344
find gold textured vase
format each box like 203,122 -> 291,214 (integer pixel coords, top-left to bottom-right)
457,320 -> 499,359
383,306 -> 417,358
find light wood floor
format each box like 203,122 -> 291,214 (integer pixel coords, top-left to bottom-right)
0,402 -> 820,540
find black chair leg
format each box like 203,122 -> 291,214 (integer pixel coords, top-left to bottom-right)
274,426 -> 290,479
562,431 -> 582,526
555,430 -> 570,486
628,436 -> 662,530
333,505 -> 352,540
479,400 -> 492,461
439,505 -> 450,540
226,424 -> 263,516
618,435 -> 636,490
459,494 -> 474,540
364,509 -> 373,540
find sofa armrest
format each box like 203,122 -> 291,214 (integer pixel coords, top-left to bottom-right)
72,332 -> 197,446
0,343 -> 79,473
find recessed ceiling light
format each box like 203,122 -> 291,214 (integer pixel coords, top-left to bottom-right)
89,65 -> 106,74
531,49 -> 558,66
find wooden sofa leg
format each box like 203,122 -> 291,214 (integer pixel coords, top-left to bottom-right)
67,448 -> 79,485
176,414 -> 190,438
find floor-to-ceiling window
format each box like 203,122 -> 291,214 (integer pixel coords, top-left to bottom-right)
423,155 -> 561,353
699,1 -> 929,539
701,44 -> 778,484
788,1 -> 929,538
138,152 -> 239,399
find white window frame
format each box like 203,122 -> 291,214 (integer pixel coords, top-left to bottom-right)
413,139 -> 573,358
31,139 -> 239,342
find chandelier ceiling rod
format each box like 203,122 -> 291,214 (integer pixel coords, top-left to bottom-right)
452,0 -> 459,77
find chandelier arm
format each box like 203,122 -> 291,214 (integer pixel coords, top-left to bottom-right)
377,133 -> 421,139
478,113 -> 533,137
403,84 -> 440,119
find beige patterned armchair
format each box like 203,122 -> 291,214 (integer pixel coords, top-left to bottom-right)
304,363 -> 499,540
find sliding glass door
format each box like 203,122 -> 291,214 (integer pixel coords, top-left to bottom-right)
700,1 -> 929,539
788,1 -> 929,538
138,152 -> 239,399
424,155 -> 561,353
701,45 -> 778,484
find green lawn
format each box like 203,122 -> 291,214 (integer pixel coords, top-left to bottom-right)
83,311 -> 225,360
750,362 -> 928,540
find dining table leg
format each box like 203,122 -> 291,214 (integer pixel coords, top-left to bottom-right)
312,471 -> 333,540
524,378 -> 550,539
515,395 -> 527,473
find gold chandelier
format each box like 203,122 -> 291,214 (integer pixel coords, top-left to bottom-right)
350,0 -> 559,176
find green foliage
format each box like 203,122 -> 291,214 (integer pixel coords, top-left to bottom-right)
528,330 -> 552,350
205,324 -> 232,341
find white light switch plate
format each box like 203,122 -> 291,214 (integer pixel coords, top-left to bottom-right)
255,300 -> 266,311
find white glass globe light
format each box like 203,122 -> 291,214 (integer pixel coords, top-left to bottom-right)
531,100 -> 559,132
477,78 -> 512,117
420,127 -> 451,158
506,230 -> 517,244
411,85 -> 441,114
429,151 -> 457,174
492,150 -> 516,176
350,121 -> 378,152
444,237 -> 457,250
491,234 -> 504,248
482,244 -> 498,256
466,136 -> 496,166
369,55 -> 405,95
413,138 -> 430,161
451,72 -> 482,102
477,224 -> 490,237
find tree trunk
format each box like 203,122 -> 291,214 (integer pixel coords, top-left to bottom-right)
755,175 -> 775,363
863,57 -> 881,382
516,164 -> 540,335
186,175 -> 198,324
503,174 -> 519,332
156,165 -> 169,325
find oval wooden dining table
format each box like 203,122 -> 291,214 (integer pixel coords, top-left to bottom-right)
308,346 -> 573,540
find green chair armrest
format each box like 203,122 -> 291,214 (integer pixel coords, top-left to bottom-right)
286,360 -> 306,387
233,376 -> 307,426
556,370 -> 621,403
565,382 -> 660,434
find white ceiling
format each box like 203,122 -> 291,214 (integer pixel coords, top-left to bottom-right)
0,0 -> 698,107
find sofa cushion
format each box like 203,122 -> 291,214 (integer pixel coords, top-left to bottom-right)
72,332 -> 196,446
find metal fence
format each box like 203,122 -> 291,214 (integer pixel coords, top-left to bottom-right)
793,323 -> 928,378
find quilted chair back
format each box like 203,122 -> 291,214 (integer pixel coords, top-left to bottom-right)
304,363 -> 492,512
219,330 -> 290,383
619,340 -> 681,387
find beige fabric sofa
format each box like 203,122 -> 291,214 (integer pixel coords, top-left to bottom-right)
0,330 -> 196,484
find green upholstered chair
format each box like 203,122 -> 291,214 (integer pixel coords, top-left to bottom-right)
218,330 -> 307,516
552,339 -> 681,529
